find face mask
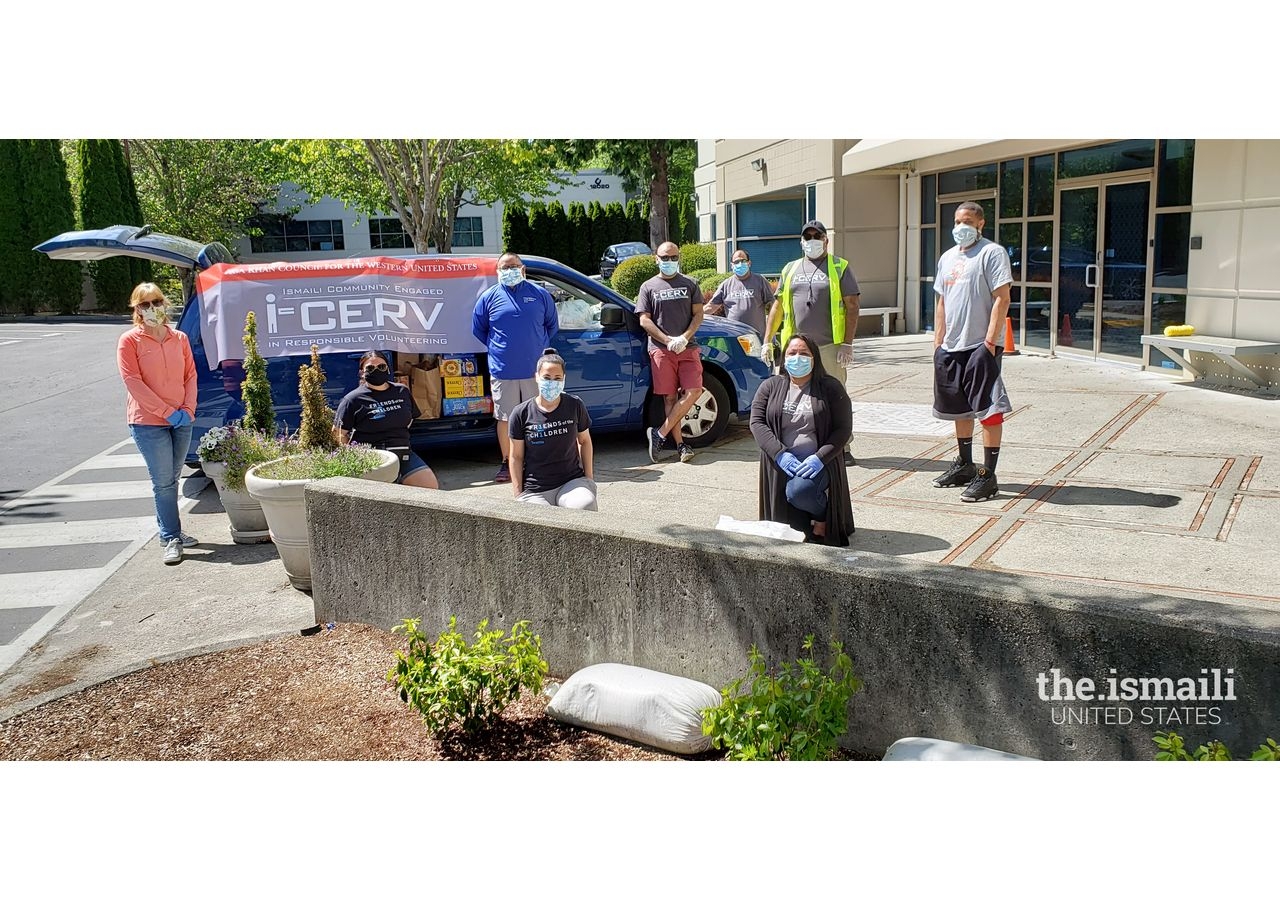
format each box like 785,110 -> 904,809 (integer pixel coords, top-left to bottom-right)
732,261 -> 750,277
498,267 -> 524,287
658,260 -> 680,277
364,368 -> 390,386
140,305 -> 165,326
952,224 -> 979,248
784,354 -> 814,377
802,239 -> 825,259
537,378 -> 564,401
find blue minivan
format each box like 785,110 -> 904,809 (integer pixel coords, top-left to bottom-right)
37,226 -> 771,464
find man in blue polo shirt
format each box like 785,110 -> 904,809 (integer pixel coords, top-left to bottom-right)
472,252 -> 560,483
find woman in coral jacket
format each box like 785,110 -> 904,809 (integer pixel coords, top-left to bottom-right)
116,282 -> 199,566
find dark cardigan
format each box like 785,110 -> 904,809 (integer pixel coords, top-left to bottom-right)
748,372 -> 855,546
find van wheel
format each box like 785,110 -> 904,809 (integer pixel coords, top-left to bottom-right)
646,374 -> 731,449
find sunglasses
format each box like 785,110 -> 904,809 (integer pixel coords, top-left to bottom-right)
657,254 -> 679,262
362,364 -> 389,374
135,299 -> 165,309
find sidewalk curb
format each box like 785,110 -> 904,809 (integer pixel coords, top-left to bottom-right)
0,628 -> 310,725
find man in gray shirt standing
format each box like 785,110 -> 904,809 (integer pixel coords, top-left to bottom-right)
763,219 -> 861,464
706,247 -> 772,337
930,200 -> 1013,503
634,241 -> 705,464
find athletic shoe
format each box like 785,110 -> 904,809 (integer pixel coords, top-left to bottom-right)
158,532 -> 198,548
646,427 -> 668,463
933,457 -> 978,488
678,443 -> 696,463
163,538 -> 184,565
493,460 -> 511,484
960,466 -> 999,502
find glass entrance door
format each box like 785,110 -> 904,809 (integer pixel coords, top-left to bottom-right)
1055,179 -> 1151,359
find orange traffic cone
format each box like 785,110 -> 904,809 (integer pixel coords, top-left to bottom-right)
1003,316 -> 1019,355
1060,313 -> 1074,347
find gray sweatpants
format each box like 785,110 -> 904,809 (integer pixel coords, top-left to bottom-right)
516,477 -> 598,511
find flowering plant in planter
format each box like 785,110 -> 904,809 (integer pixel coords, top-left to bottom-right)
251,444 -> 388,482
198,424 -> 298,492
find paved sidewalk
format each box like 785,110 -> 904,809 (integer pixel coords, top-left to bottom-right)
2,333 -> 1277,720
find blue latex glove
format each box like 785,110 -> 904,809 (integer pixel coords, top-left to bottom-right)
794,454 -> 824,479
167,409 -> 192,427
775,450 -> 801,476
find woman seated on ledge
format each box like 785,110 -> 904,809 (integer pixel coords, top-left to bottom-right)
749,332 -> 854,545
334,351 -> 439,489
508,348 -> 598,511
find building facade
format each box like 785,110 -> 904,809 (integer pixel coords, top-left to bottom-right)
233,169 -> 628,263
701,139 -> 1280,385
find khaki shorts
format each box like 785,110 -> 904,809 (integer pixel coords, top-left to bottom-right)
491,377 -> 538,421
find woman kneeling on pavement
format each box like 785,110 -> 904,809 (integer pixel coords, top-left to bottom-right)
334,352 -> 439,489
117,282 -> 200,566
508,348 -> 597,511
749,332 -> 855,545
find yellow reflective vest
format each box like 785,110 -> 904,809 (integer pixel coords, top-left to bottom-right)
777,254 -> 850,348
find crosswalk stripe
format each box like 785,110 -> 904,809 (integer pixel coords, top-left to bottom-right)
0,567 -> 135,610
71,455 -> 148,471
14,481 -> 157,503
0,517 -> 157,548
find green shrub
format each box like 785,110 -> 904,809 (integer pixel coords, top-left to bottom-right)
684,267 -> 717,283
388,616 -> 548,735
297,344 -> 336,452
1153,731 -> 1280,761
252,444 -> 385,481
699,272 -> 731,299
701,636 -> 863,761
679,243 -> 716,272
611,254 -> 657,300
240,311 -> 276,435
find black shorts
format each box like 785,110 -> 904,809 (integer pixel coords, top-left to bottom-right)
932,345 -> 1012,421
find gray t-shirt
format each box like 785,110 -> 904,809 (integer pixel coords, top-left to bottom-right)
779,382 -> 819,459
708,272 -> 773,336
933,237 -> 1013,352
786,255 -> 860,346
634,273 -> 703,351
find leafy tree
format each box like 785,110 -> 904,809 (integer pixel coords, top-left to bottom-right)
269,139 -> 561,255
21,140 -> 81,315
538,140 -> 696,247
127,139 -> 283,253
79,139 -> 136,312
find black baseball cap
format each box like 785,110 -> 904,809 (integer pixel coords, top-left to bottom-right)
802,219 -> 827,236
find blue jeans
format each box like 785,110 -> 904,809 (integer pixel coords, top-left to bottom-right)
786,465 -> 830,519
129,424 -> 193,542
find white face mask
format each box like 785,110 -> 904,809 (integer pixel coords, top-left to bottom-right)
952,224 -> 979,249
140,306 -> 166,326
801,239 -> 825,259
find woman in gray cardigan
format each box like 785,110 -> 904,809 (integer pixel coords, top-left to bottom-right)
749,333 -> 855,545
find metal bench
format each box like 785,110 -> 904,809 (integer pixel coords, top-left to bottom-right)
857,306 -> 900,336
1141,333 -> 1280,391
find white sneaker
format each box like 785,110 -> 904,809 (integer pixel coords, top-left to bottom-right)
163,538 -> 184,565
158,532 -> 198,548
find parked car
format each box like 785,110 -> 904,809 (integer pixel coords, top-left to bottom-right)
599,241 -> 652,280
37,226 -> 769,463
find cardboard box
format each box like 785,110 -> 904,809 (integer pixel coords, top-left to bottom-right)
443,375 -> 484,399
440,354 -> 479,377
442,396 -> 493,417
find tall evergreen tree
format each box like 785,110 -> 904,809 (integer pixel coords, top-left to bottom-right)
0,141 -> 29,313
544,202 -> 570,267
526,202 -> 549,258
502,202 -> 529,253
586,201 -> 605,268
113,140 -> 152,285
79,139 -> 134,312
21,140 -> 82,315
567,202 -> 587,273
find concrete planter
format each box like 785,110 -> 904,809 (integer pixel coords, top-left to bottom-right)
246,449 -> 399,592
201,460 -> 272,544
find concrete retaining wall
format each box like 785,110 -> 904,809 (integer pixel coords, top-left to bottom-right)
306,478 -> 1280,760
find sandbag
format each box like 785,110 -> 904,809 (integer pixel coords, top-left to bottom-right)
715,514 -> 805,542
545,663 -> 722,755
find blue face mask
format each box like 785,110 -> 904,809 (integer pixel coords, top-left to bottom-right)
537,378 -> 564,401
784,354 -> 814,377
952,224 -> 979,249
732,261 -> 750,277
658,260 -> 680,277
498,267 -> 524,287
